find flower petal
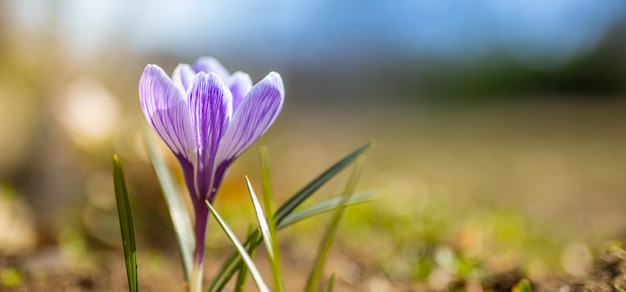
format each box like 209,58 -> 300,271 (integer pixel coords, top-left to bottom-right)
139,64 -> 195,161
188,72 -> 233,197
171,64 -> 195,93
192,57 -> 230,78
218,72 -> 284,162
228,71 -> 252,112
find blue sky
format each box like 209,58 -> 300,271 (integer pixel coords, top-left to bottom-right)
6,0 -> 626,65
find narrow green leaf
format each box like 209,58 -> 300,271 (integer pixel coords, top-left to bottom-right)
246,176 -> 284,292
208,231 -> 262,292
274,142 -> 374,224
246,177 -> 273,259
207,142 -> 374,292
143,131 -> 194,282
206,201 -> 270,292
234,224 -> 252,292
112,155 -> 139,292
234,266 -> 248,292
324,272 -> 336,292
278,192 -> 377,229
259,146 -> 275,217
234,224 -> 261,292
234,233 -> 262,292
305,155 -> 366,292
259,147 -> 285,292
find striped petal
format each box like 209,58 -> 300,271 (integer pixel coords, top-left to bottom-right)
139,65 -> 195,162
227,71 -> 252,112
188,72 -> 233,197
172,64 -> 195,93
217,72 -> 284,163
192,57 -> 230,78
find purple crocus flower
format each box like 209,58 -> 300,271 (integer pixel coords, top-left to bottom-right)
139,57 -> 284,290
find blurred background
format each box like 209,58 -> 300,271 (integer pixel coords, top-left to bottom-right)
2,0 -> 626,290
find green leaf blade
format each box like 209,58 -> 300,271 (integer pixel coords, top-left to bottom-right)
305,155 -> 366,292
259,146 -> 275,218
259,148 -> 285,292
234,226 -> 258,292
206,201 -> 270,292
143,131 -> 194,282
278,192 -> 377,229
246,176 -> 284,292
274,142 -> 374,224
324,272 -> 336,292
246,177 -> 274,259
113,155 -> 139,292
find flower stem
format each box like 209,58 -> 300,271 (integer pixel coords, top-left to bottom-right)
190,260 -> 203,292
190,203 -> 209,292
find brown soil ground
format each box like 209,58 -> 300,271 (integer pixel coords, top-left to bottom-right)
2,247 -> 626,291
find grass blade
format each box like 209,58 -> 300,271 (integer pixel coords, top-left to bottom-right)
305,155 -> 366,292
246,177 -> 273,257
207,230 -> 262,292
234,225 -> 258,292
112,155 -> 139,292
246,176 -> 284,292
259,146 -> 275,217
233,233 -> 261,292
143,131 -> 194,281
274,141 -> 374,224
278,192 -> 377,229
207,142 -> 374,292
206,201 -> 269,292
259,147 -> 285,292
324,272 -> 336,292
234,264 -> 249,292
